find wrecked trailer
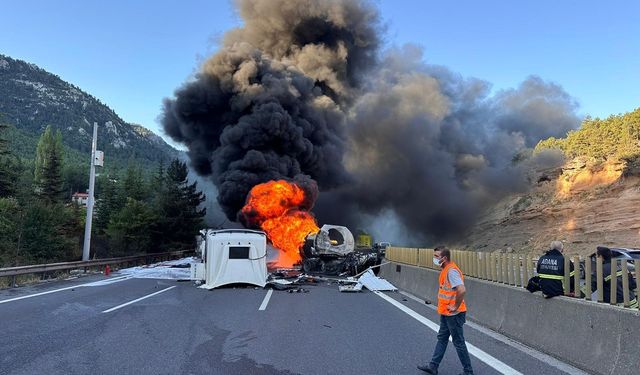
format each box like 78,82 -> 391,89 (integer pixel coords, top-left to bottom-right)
300,225 -> 383,276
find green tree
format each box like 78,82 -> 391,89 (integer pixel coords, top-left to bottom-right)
0,119 -> 17,198
95,173 -> 123,233
535,108 -> 640,161
20,202 -> 81,263
34,126 -> 64,204
157,159 -> 206,251
106,198 -> 158,255
122,160 -> 147,201
62,163 -> 88,199
0,198 -> 23,266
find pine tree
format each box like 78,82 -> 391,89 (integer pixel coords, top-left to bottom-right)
106,198 -> 158,255
122,160 -> 147,201
34,126 -> 64,204
157,159 -> 206,251
0,119 -> 17,198
95,174 -> 123,233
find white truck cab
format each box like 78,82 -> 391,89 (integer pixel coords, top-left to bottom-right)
192,229 -> 268,289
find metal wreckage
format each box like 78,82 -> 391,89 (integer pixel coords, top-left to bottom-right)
191,225 -> 395,292
299,225 -> 386,276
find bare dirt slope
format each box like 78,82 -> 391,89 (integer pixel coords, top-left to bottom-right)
457,157 -> 640,256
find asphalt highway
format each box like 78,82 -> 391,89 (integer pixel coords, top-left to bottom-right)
0,274 -> 590,375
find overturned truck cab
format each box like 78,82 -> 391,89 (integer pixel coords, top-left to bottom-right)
300,225 -> 382,275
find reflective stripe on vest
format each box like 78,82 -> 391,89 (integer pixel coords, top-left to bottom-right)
437,262 -> 467,316
538,273 -> 564,280
604,270 -> 624,282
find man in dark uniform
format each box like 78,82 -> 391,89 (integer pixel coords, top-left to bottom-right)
591,246 -> 638,307
536,241 -> 576,298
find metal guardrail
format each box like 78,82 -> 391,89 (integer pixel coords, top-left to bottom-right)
386,247 -> 640,311
0,250 -> 193,287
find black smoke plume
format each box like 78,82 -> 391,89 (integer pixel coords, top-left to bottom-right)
163,1 -> 579,243
162,0 -> 379,220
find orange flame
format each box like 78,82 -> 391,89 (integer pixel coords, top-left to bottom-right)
241,180 -> 319,267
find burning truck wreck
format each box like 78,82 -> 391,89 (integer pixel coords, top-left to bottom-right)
300,225 -> 382,276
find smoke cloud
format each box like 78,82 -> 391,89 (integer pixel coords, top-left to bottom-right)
162,0 -> 379,220
163,0 -> 580,243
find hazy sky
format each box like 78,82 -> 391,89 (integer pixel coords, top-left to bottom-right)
2,0 -> 638,143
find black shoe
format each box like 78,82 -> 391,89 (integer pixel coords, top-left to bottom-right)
417,364 -> 437,374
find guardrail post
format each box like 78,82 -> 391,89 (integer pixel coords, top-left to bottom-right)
486,252 -> 490,280
621,260 -> 630,308
516,255 -> 523,287
11,275 -> 17,288
635,260 -> 640,310
474,252 -> 479,278
502,254 -> 508,284
596,256 -> 604,302
563,256 -> 570,296
585,257 -> 592,300
573,255 -> 580,298
496,253 -> 502,283
523,254 -> 530,286
491,253 -> 497,281
507,254 -> 513,285
610,259 -> 618,305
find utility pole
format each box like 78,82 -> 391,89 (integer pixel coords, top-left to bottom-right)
82,122 -> 98,261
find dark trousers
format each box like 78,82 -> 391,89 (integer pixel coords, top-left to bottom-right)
429,312 -> 473,374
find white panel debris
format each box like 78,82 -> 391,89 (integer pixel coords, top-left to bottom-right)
357,269 -> 397,291
339,283 -> 363,292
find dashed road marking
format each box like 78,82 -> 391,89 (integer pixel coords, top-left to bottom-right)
102,286 -> 176,313
259,289 -> 273,311
0,275 -> 131,304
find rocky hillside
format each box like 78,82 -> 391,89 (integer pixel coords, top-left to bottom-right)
0,54 -> 178,168
455,103 -> 640,257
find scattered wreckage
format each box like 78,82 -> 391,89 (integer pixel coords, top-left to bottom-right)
189,228 -> 396,293
301,225 -> 384,276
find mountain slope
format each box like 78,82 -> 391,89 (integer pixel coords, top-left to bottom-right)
457,109 -> 640,256
0,54 -> 177,168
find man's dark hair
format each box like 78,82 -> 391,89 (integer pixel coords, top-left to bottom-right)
435,246 -> 450,261
596,246 -> 612,262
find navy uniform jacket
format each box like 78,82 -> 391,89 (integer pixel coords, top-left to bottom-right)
536,249 -> 575,297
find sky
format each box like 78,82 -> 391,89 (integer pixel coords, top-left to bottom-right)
1,0 -> 639,144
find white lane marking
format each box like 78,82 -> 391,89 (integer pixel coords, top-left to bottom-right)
0,276 -> 131,304
258,289 -> 273,311
83,276 -> 132,287
102,286 -> 176,313
398,291 -> 589,375
374,291 -> 524,375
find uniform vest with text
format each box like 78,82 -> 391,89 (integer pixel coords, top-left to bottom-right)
437,262 -> 467,316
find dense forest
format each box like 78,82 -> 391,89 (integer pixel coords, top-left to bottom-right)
0,119 -> 206,268
535,108 -> 640,162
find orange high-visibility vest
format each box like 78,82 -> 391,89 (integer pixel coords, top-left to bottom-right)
437,261 -> 467,316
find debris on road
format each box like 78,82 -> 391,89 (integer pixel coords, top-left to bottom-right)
338,283 -> 363,292
337,268 -> 397,292
119,257 -> 197,280
357,269 -> 397,291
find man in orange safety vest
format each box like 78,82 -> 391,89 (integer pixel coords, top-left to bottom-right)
418,246 -> 474,375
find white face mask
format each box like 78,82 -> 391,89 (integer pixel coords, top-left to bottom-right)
433,257 -> 441,266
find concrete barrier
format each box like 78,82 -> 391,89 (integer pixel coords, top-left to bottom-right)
380,262 -> 640,375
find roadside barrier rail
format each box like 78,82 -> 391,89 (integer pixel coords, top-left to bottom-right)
386,246 -> 640,310
0,250 -> 193,288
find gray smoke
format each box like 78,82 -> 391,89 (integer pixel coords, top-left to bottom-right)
163,1 -> 579,243
314,46 -> 577,242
